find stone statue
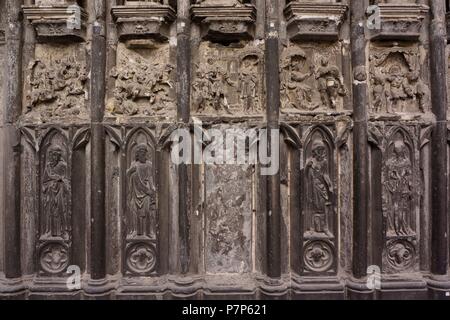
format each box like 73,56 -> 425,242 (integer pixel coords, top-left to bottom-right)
386,137 -> 413,236
315,56 -> 346,109
305,133 -> 333,237
385,64 -> 414,113
282,54 -> 317,110
42,145 -> 69,238
127,144 -> 156,238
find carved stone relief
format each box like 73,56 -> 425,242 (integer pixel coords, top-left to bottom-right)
25,44 -> 88,123
369,45 -> 430,114
367,1 -> 428,41
124,129 -> 158,276
281,44 -> 347,113
284,0 -> 348,41
369,123 -> 420,273
192,42 -> 263,116
23,2 -> 88,42
203,126 -> 254,273
108,43 -> 175,118
191,0 -> 257,42
302,126 -> 337,274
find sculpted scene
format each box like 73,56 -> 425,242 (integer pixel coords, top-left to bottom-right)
0,0 -> 449,304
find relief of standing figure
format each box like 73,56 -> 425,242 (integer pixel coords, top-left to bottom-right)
315,56 -> 346,109
42,145 -> 69,238
385,138 -> 413,236
127,144 -> 156,238
305,134 -> 333,237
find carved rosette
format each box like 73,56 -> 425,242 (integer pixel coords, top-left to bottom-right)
303,240 -> 334,273
284,2 -> 348,41
39,242 -> 70,274
367,4 -> 429,41
23,5 -> 88,42
125,242 -> 157,275
191,4 -> 257,41
112,4 -> 176,42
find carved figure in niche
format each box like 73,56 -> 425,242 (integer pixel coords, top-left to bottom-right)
385,64 -> 414,113
315,56 -> 346,109
385,134 -> 413,237
110,50 -> 174,116
305,132 -> 333,237
281,52 -> 317,111
42,145 -> 69,238
127,144 -> 156,238
27,57 -> 87,117
193,59 -> 233,114
370,49 -> 429,113
227,55 -> 259,112
371,69 -> 387,113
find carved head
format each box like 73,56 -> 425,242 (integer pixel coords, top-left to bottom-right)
47,146 -> 63,167
393,139 -> 407,159
389,64 -> 402,77
319,56 -> 328,67
135,144 -> 149,163
311,135 -> 326,161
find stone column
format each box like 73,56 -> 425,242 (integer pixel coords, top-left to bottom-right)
265,0 -> 281,280
1,0 -> 23,295
428,0 -> 450,298
177,0 -> 191,274
87,0 -> 108,294
348,0 -> 370,298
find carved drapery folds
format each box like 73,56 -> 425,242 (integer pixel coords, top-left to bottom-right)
281,44 -> 347,113
192,44 -> 264,116
23,1 -> 88,42
111,1 -> 176,42
369,46 -> 430,115
284,1 -> 348,42
125,129 -> 158,276
368,124 -> 421,274
191,0 -> 257,42
367,1 -> 429,41
104,126 -> 159,277
302,126 -> 337,275
20,126 -> 90,277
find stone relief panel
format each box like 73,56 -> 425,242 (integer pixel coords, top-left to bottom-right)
281,44 -> 347,113
19,126 -> 90,276
24,44 -> 88,123
107,43 -> 175,119
368,123 -> 422,274
192,42 -> 264,117
124,129 -> 158,276
301,125 -> 337,275
369,45 -> 430,115
202,125 -> 254,273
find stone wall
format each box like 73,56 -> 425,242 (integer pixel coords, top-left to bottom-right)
0,0 -> 449,299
